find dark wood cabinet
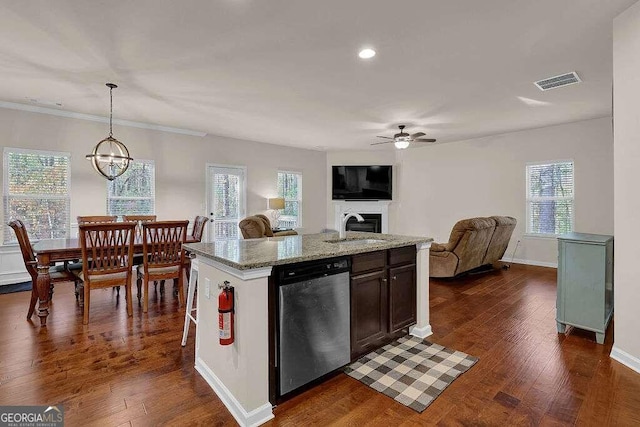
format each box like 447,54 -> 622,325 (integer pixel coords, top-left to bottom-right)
350,246 -> 416,360
389,264 -> 416,333
350,270 -> 388,356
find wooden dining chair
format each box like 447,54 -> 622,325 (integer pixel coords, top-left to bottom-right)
184,216 -> 208,282
122,215 -> 157,266
77,215 -> 118,225
122,215 -> 157,241
122,215 -> 157,222
190,216 -> 208,242
137,220 -> 189,313
75,222 -> 136,324
8,220 -> 81,319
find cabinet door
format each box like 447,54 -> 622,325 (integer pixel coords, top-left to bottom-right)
351,270 -> 388,359
389,264 -> 416,333
560,242 -> 606,331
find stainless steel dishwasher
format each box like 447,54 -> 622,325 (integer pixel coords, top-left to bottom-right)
278,257 -> 351,396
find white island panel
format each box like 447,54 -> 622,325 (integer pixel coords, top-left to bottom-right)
195,258 -> 274,427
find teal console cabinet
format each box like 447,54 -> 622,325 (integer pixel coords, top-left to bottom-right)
556,233 -> 613,344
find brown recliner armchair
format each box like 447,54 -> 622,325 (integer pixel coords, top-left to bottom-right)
482,216 -> 517,265
429,216 -> 516,278
238,214 -> 298,239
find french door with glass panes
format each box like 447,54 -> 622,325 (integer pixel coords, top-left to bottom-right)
207,165 -> 246,241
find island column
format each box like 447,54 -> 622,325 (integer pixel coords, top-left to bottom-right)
410,241 -> 433,339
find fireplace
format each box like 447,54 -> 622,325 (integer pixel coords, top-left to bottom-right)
345,213 -> 382,233
334,200 -> 390,234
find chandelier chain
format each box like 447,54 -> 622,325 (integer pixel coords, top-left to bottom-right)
109,85 -> 113,137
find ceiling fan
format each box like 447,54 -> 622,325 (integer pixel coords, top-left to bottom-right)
371,125 -> 436,149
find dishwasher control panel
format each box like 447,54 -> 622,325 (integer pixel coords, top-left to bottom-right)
280,257 -> 350,284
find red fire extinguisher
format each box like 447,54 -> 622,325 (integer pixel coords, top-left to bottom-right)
218,281 -> 234,346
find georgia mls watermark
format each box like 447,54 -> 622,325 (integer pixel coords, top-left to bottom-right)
0,405 -> 64,427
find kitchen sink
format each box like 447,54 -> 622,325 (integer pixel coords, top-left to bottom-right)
326,239 -> 386,245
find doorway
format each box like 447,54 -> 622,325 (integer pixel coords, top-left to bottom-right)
206,164 -> 247,241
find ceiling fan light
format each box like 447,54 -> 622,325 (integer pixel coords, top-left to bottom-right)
394,139 -> 410,149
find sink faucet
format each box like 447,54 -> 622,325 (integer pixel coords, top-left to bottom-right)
340,213 -> 364,239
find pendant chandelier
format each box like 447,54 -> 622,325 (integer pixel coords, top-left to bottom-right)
86,83 -> 133,180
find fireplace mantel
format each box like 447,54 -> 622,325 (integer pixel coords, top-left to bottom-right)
333,200 -> 391,234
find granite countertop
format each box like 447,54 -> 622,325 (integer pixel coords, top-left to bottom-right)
184,231 -> 433,270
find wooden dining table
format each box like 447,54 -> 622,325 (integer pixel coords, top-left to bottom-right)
31,236 -> 198,326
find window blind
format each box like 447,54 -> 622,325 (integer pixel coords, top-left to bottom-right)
107,160 -> 155,216
277,171 -> 302,228
526,161 -> 574,235
3,148 -> 71,243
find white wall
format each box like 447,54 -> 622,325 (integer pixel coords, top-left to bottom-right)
327,117 -> 614,266
0,107 -> 327,284
612,0 -> 640,372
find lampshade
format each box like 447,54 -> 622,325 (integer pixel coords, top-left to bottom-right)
268,197 -> 285,210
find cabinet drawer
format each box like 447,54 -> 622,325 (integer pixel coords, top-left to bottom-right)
389,246 -> 416,267
351,251 -> 386,275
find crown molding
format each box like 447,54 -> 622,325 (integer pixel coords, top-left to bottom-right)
0,100 -> 207,137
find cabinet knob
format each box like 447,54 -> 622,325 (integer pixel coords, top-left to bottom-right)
392,276 -> 397,280
381,278 -> 387,283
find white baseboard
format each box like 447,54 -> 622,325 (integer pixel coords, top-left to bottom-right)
500,257 -> 558,269
0,245 -> 30,286
0,271 -> 30,286
610,345 -> 640,375
409,324 -> 433,339
195,357 -> 274,427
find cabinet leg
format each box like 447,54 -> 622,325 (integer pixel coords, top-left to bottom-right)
556,322 -> 566,334
595,332 -> 605,344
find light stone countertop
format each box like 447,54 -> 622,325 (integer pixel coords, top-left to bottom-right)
184,231 -> 433,270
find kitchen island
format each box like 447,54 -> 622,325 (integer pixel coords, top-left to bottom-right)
183,231 -> 432,427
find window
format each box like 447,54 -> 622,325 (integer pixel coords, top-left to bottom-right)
526,160 -> 574,235
209,165 -> 245,240
3,148 -> 71,243
107,160 -> 155,216
277,171 -> 302,228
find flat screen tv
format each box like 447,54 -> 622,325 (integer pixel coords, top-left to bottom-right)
332,165 -> 392,200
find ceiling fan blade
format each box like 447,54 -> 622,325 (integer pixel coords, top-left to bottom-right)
414,138 -> 437,143
376,136 -> 394,140
410,132 -> 426,138
371,141 -> 394,146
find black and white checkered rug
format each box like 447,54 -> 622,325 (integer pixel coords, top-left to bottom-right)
344,336 -> 478,412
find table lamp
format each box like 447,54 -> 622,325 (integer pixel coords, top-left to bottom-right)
267,197 -> 285,228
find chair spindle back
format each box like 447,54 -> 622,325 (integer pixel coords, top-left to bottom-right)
191,216 -> 208,242
79,223 -> 136,277
142,221 -> 188,268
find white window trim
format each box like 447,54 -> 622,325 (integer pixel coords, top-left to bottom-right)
277,170 -> 303,228
106,158 -> 156,216
525,159 -> 575,236
3,147 -> 71,243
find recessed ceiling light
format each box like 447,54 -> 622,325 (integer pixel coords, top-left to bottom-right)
358,48 -> 376,59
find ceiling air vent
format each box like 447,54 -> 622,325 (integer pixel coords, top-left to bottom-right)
534,72 -> 581,91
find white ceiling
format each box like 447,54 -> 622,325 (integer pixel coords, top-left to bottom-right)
0,0 -> 634,150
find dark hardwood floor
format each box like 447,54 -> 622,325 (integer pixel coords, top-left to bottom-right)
1,264 -> 639,426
